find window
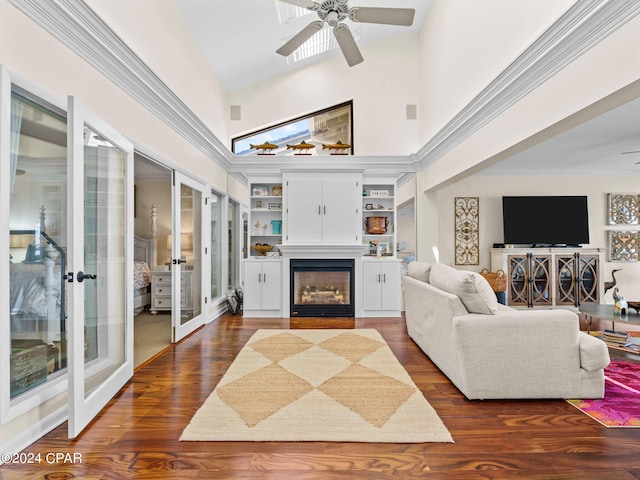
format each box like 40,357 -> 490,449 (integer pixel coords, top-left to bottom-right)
232,101 -> 353,156
228,199 -> 239,290
210,190 -> 222,300
8,88 -> 68,399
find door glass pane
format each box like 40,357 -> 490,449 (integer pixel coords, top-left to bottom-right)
228,200 -> 238,289
210,191 -> 222,299
9,89 -> 67,398
83,126 -> 126,395
181,184 -> 201,324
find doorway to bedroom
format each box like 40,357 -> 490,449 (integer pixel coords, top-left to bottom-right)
133,154 -> 172,367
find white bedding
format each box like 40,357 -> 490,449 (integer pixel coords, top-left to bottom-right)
10,263 -> 61,318
134,261 -> 151,289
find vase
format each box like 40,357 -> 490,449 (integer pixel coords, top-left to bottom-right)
365,216 -> 389,234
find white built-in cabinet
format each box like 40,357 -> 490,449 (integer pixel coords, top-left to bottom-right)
243,259 -> 282,316
361,260 -> 402,316
284,172 -> 361,244
243,171 -> 401,318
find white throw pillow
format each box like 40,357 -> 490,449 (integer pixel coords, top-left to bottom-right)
430,263 -> 498,315
407,261 -> 432,283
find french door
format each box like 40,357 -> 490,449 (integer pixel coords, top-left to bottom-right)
172,172 -> 206,341
67,97 -> 134,437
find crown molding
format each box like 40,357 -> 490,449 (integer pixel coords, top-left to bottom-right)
8,0 -> 233,171
415,0 -> 640,170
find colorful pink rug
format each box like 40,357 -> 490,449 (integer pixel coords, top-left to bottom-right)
567,359 -> 640,427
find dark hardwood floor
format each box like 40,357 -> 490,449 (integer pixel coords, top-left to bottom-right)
2,315 -> 640,479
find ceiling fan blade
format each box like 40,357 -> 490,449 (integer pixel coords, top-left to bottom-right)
333,24 -> 364,67
278,0 -> 316,9
349,7 -> 415,26
276,21 -> 323,57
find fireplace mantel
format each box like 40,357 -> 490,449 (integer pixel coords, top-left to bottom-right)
277,244 -> 368,258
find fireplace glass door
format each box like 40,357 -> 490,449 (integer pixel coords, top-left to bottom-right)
290,259 -> 354,317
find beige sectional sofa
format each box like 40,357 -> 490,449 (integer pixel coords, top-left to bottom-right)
402,262 -> 610,400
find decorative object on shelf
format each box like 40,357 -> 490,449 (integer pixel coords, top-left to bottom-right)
604,268 -> 622,295
375,204 -> 386,210
377,242 -> 390,256
368,240 -> 378,255
322,140 -> 351,154
454,197 -> 479,266
271,185 -> 282,196
252,185 -> 269,196
254,221 -> 261,235
270,219 -> 282,235
252,243 -> 274,256
249,141 -> 279,154
255,200 -> 262,208
365,216 -> 389,234
608,193 -> 639,225
268,203 -> 282,210
612,287 -> 628,315
479,268 -> 506,293
365,203 -> 373,210
609,231 -> 639,262
262,224 -> 268,235
286,140 -> 315,154
369,190 -> 389,197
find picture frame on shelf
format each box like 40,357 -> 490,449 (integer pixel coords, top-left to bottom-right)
377,242 -> 390,256
255,200 -> 262,208
271,185 -> 282,196
252,185 -> 269,196
365,203 -> 373,210
268,203 -> 282,210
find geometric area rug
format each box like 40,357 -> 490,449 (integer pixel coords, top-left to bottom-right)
567,359 -> 640,428
180,329 -> 453,442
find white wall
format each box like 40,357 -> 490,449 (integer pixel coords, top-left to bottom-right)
435,174 -> 640,304
226,33 -> 421,156
84,0 -> 230,146
0,0 -> 232,454
417,0 -> 573,144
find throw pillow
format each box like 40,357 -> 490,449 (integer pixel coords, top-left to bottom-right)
407,261 -> 432,283
430,263 -> 498,315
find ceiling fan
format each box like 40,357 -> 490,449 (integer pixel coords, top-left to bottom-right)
276,0 -> 415,67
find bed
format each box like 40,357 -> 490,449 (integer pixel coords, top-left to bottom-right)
10,204 -> 159,342
134,235 -> 152,315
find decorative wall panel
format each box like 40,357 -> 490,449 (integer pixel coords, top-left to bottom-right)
608,194 -> 639,225
609,230 -> 639,262
455,197 -> 479,266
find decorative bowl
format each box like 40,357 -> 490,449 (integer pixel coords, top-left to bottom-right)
252,244 -> 273,256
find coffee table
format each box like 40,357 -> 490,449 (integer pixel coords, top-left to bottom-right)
579,304 -> 640,360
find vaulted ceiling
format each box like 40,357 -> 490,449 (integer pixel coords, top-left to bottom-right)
173,0 -> 640,176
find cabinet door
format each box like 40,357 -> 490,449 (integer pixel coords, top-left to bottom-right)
261,262 -> 282,310
243,262 -> 263,311
286,179 -> 323,243
556,255 -> 577,305
530,255 -> 551,306
362,262 -> 382,310
577,255 -> 599,304
508,256 -> 529,306
380,262 -> 402,310
322,179 -> 359,243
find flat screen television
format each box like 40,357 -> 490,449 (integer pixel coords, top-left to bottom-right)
502,196 -> 589,246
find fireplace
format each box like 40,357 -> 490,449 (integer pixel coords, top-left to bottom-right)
290,259 -> 355,317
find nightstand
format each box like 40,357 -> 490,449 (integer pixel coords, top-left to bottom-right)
150,270 -> 193,315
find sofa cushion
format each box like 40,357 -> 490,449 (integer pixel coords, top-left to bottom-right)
430,263 -> 498,315
407,262 -> 432,283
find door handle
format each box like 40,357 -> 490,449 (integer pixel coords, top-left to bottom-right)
76,271 -> 97,283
